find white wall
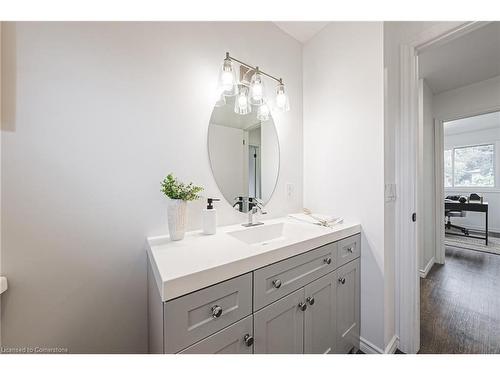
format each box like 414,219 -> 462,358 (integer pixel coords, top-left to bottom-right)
0,22 -> 303,353
303,22 -> 387,350
435,75 -> 500,233
419,79 -> 436,272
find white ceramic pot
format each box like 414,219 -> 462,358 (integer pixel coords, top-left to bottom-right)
167,199 -> 188,241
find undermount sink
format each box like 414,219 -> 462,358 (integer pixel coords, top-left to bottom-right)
228,222 -> 286,245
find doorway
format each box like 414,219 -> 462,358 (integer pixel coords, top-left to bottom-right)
396,21 -> 498,353
403,22 -> 500,353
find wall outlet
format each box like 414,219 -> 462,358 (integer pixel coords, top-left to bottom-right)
286,183 -> 294,201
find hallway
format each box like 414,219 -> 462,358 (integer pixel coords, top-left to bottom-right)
420,246 -> 500,353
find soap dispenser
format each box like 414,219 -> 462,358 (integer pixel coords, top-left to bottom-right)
203,198 -> 220,235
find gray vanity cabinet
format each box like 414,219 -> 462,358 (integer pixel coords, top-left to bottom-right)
304,271 -> 337,354
335,258 -> 360,353
254,289 -> 305,354
150,233 -> 361,354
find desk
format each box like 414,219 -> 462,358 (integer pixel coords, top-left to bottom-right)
445,201 -> 488,245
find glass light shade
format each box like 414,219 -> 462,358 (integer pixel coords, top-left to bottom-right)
218,59 -> 238,96
257,102 -> 270,121
214,88 -> 226,107
275,83 -> 290,112
234,86 -> 251,115
249,71 -> 265,105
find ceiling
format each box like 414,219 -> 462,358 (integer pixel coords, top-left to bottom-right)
210,95 -> 270,130
444,110 -> 500,135
419,22 -> 500,94
274,22 -> 329,44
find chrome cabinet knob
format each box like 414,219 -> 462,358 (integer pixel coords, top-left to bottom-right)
323,257 -> 332,265
338,277 -> 346,285
211,305 -> 223,318
272,279 -> 282,289
243,334 -> 254,347
298,302 -> 307,311
306,296 -> 315,306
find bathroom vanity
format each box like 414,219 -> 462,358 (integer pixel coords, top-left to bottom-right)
147,218 -> 361,354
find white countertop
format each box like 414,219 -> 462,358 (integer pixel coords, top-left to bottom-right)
147,217 -> 361,301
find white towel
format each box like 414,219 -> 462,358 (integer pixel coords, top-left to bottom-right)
288,213 -> 343,227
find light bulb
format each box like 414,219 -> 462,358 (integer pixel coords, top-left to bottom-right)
252,82 -> 263,101
276,92 -> 286,108
275,82 -> 290,112
234,86 -> 251,115
238,93 -> 248,108
249,70 -> 265,105
214,88 -> 226,107
221,70 -> 234,90
257,102 -> 270,121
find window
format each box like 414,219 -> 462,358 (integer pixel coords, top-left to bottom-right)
444,144 -> 495,188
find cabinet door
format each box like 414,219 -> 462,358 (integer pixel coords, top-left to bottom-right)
179,316 -> 253,354
254,289 -> 305,354
304,271 -> 337,354
336,258 -> 360,353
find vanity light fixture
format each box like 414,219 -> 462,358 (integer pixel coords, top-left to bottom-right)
218,52 -> 290,115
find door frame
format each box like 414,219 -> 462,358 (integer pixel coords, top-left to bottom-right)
396,21 -> 490,354
434,118 -> 445,264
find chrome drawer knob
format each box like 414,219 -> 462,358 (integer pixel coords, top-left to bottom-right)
338,277 -> 346,285
298,302 -> 307,311
211,305 -> 223,318
243,334 -> 254,347
306,296 -> 315,306
272,279 -> 282,289
323,257 -> 332,265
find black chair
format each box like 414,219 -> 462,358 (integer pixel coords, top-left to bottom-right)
445,209 -> 469,236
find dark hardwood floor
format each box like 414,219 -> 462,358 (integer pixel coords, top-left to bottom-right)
420,246 -> 500,353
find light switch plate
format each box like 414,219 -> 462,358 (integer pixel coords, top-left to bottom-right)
384,183 -> 397,202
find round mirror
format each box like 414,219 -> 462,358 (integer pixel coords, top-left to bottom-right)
208,95 -> 280,213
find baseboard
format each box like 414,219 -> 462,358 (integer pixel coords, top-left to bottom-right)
419,256 -> 435,278
384,335 -> 399,354
359,337 -> 384,354
359,335 -> 399,354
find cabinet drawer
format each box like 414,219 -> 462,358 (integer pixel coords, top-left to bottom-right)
179,316 -> 254,354
253,242 -> 337,310
164,273 -> 252,353
337,234 -> 360,267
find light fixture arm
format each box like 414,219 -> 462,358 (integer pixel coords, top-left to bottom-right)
225,52 -> 283,85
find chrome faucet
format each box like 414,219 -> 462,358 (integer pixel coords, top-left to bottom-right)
242,199 -> 267,227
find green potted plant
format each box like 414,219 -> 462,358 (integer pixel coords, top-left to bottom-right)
161,174 -> 203,241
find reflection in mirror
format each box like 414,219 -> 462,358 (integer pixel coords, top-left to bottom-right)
208,95 -> 280,213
